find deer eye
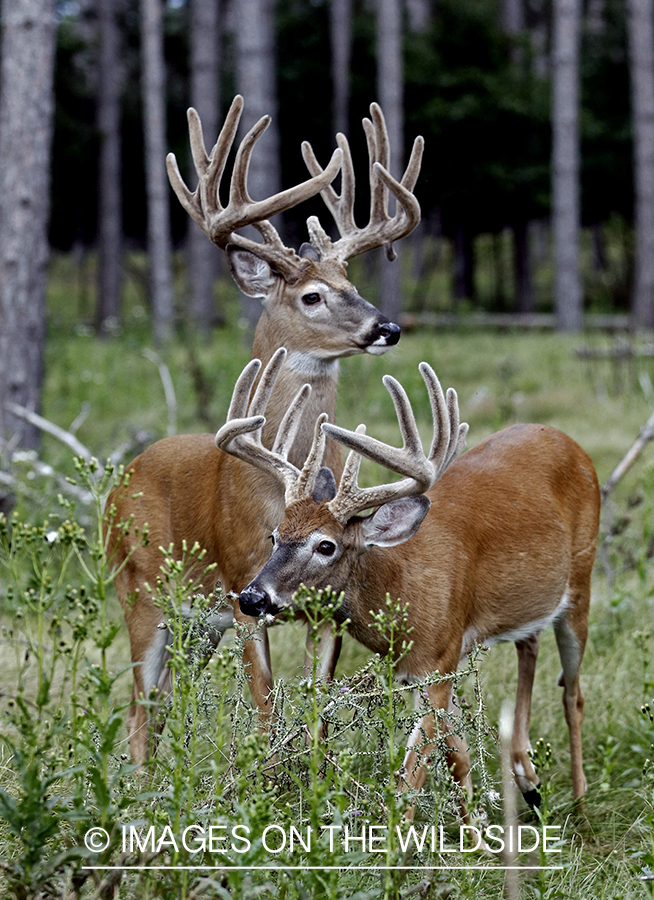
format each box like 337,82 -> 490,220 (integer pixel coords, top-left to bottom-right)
268,534 -> 275,546
302,292 -> 321,305
315,540 -> 336,556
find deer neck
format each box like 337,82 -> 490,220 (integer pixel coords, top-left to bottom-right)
251,313 -> 340,472
338,548 -> 419,657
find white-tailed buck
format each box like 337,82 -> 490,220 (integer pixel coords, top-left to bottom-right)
107,96 -> 424,763
217,356 -> 601,813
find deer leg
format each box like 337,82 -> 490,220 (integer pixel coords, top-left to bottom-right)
512,633 -> 541,806
553,603 -> 588,803
400,681 -> 472,820
125,604 -> 171,764
303,624 -> 343,682
238,617 -> 274,724
302,625 -> 342,741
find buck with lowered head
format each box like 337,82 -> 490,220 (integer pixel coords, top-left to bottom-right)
216,355 -> 601,814
107,95 -> 424,764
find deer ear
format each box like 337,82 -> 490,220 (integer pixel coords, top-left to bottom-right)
227,246 -> 277,299
361,495 -> 430,548
312,467 -> 337,503
299,242 -> 320,262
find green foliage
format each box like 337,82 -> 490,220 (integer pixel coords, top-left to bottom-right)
406,0 -> 550,236
0,478 -> 502,898
50,0 -> 638,310
5,309 -> 654,895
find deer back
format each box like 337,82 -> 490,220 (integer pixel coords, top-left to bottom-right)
237,423 -> 600,675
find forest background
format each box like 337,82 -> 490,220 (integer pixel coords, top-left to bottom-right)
2,0 -> 654,452
2,1 -> 654,899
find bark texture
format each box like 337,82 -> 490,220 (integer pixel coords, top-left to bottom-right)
188,0 -> 221,332
0,0 -> 56,450
502,0 -> 525,33
376,0 -> 404,322
96,0 -> 123,333
406,0 -> 431,32
552,0 -> 582,331
235,0 -> 280,203
628,0 -> 654,328
235,0 -> 280,325
140,0 -> 174,342
331,0 -> 352,137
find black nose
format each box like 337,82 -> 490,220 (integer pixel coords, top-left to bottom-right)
239,584 -> 270,617
372,320 -> 401,346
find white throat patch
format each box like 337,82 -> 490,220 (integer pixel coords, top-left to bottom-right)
286,351 -> 340,376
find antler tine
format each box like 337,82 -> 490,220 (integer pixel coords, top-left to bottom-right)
166,150 -> 203,232
401,134 -> 425,194
362,114 -> 394,263
418,362 -> 451,477
272,384 -> 312,460
290,412 -> 329,503
215,349 -> 312,503
323,365 -> 467,523
365,106 -> 388,231
246,346 -> 287,442
166,96 -> 244,236
229,113 -> 271,209
302,131 -> 357,256
225,358 -> 262,424
420,365 -> 469,475
196,97 -> 243,219
301,103 -> 423,264
323,375 -> 433,484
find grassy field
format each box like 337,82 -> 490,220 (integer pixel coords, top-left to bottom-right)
1,259 -> 654,897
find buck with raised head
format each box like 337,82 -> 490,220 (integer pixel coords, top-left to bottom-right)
216,356 -> 601,813
107,96 -> 424,764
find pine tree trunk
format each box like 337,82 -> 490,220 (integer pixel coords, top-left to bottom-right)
453,225 -> 474,304
0,0 -> 56,450
376,0 -> 403,323
628,0 -> 654,328
331,0 -> 352,137
96,0 -> 123,334
405,0 -> 429,309
188,0 -> 221,333
502,0 -> 525,34
235,0 -> 280,325
406,0 -> 430,32
552,0 -> 582,331
514,220 -> 534,312
140,0 -> 174,342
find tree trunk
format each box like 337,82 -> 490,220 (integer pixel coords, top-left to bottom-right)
331,0 -> 352,137
188,0 -> 221,333
0,0 -> 56,451
376,0 -> 403,323
502,0 -> 533,311
552,0 -> 582,331
406,0 -> 431,32
514,220 -> 534,312
502,0 -> 524,34
235,0 -> 280,325
96,0 -> 123,335
627,0 -> 654,328
140,0 -> 174,342
453,225 -> 474,305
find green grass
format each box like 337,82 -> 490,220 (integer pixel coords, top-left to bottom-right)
1,257 -> 654,897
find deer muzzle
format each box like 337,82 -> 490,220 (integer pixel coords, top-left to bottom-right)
239,583 -> 274,618
364,317 -> 401,350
